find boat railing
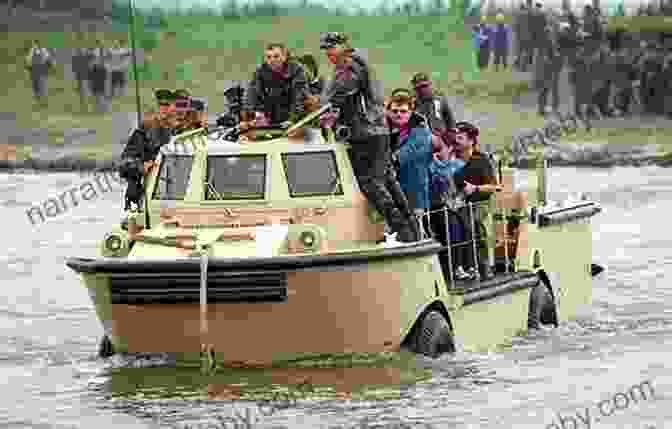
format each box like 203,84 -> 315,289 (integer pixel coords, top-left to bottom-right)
413,199 -> 516,287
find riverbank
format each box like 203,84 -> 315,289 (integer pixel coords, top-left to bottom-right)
3,10 -> 672,173
1,138 -> 671,174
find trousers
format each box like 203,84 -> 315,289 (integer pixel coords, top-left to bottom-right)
348,135 -> 418,241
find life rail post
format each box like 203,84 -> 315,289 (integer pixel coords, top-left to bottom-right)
468,201 -> 480,281
536,150 -> 548,207
443,206 -> 454,287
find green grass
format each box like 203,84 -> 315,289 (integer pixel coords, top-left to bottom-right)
6,13 -> 667,160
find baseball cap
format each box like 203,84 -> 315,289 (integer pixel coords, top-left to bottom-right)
319,32 -> 349,49
155,89 -> 176,103
411,72 -> 431,87
391,88 -> 413,97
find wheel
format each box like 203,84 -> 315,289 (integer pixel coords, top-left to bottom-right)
411,311 -> 455,358
528,272 -> 559,330
98,335 -> 115,358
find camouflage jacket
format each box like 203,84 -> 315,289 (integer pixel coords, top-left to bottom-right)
321,49 -> 388,141
243,61 -> 308,124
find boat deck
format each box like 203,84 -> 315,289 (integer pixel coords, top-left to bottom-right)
451,270 -> 540,306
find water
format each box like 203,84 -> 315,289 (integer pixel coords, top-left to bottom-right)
1,167 -> 670,429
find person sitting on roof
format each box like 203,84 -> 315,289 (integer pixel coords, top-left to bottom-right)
241,42 -> 309,129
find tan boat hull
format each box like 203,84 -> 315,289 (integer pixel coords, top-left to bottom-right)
110,268 -> 404,363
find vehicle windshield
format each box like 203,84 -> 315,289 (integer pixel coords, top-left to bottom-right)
282,151 -> 343,197
205,155 -> 266,200
152,155 -> 194,200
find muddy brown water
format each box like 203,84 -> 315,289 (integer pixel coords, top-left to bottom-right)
1,167 -> 671,429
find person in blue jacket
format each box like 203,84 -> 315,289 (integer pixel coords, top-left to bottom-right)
386,92 -> 433,236
428,132 -> 477,281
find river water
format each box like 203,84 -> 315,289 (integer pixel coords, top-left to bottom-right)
1,167 -> 670,429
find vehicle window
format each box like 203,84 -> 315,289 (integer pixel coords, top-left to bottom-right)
206,155 -> 266,200
282,151 -> 344,197
152,155 -> 193,200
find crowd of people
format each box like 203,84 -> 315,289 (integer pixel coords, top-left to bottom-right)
24,34 -> 132,113
474,1 -> 672,119
120,32 -> 508,282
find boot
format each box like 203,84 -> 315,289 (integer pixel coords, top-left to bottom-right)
386,208 -> 420,243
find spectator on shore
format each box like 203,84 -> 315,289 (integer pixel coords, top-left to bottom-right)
530,2 -> 548,67
534,17 -> 562,116
90,38 -> 112,113
514,3 -> 533,71
492,11 -> 512,71
472,25 -> 482,69
476,16 -> 493,70
25,39 -> 54,108
109,39 -> 131,98
72,33 -> 94,113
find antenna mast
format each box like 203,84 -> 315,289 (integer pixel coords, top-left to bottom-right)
128,0 -> 142,127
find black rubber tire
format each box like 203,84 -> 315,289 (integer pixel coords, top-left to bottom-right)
591,263 -> 604,277
411,311 -> 455,358
98,335 -> 115,358
528,273 -> 559,329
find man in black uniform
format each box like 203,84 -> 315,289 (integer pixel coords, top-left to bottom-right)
410,73 -> 455,139
242,43 -> 308,126
118,89 -> 188,210
318,32 -> 419,242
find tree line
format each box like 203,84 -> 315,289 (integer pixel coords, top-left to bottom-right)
110,0 -> 476,23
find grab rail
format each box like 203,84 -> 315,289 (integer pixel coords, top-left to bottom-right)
413,199 -> 516,287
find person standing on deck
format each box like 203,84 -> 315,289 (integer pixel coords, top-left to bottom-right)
318,32 -> 420,243
410,72 -> 456,150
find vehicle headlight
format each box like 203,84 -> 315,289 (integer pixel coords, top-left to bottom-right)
102,233 -> 130,257
106,235 -> 122,251
299,230 -> 316,248
286,225 -> 327,254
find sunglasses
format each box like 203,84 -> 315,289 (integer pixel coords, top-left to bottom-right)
390,109 -> 410,114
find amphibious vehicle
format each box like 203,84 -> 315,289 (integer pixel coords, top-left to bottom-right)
66,108 -> 602,366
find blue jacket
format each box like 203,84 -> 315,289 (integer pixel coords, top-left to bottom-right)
429,158 -> 466,208
397,121 -> 433,211
476,24 -> 493,49
472,30 -> 481,50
